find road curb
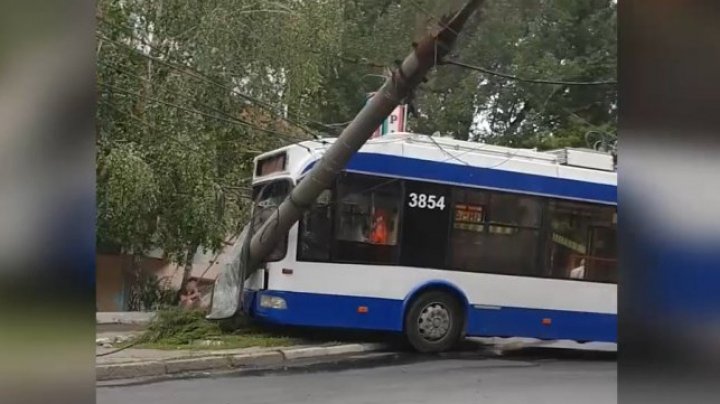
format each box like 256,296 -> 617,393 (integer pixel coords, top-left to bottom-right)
97,312 -> 156,325
97,361 -> 167,380
165,356 -> 233,374
96,343 -> 389,381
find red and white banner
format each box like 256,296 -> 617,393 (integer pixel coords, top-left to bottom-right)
367,93 -> 408,138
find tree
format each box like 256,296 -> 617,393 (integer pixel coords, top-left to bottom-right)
412,0 -> 617,149
287,0 -> 617,149
96,0 -> 617,301
96,0 -> 331,293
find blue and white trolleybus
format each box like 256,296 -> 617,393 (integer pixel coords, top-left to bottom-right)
237,132 -> 617,352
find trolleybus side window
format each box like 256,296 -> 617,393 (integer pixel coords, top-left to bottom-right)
297,189 -> 333,261
449,189 -> 542,276
545,201 -> 617,283
587,224 -> 617,283
252,180 -> 291,262
334,173 -> 401,264
483,193 -> 542,276
448,188 -> 489,272
487,193 -> 542,228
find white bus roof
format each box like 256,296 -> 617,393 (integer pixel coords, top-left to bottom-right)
253,132 -> 617,205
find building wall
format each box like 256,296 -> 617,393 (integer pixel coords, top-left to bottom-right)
96,252 -> 223,312
96,254 -> 129,312
96,254 -> 174,312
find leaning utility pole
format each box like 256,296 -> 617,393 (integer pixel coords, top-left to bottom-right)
208,0 -> 484,320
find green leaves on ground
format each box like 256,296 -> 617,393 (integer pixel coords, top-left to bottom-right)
136,308 -> 295,349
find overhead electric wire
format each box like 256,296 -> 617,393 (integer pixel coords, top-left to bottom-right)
99,82 -> 313,146
424,134 -> 527,170
97,32 -> 324,138
96,17 -> 340,134
98,59 -> 316,145
443,59 -> 617,86
404,1 -> 616,87
100,98 -> 289,156
96,111 -> 259,194
407,0 -> 461,36
283,134 -> 525,217
98,99 -> 200,152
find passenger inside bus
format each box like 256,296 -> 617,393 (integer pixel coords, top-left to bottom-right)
368,209 -> 389,245
569,258 -> 586,279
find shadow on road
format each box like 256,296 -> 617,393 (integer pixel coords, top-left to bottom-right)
260,323 -> 617,363
259,323 -> 409,347
494,346 -> 616,361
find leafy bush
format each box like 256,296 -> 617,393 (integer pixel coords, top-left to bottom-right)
136,274 -> 177,311
134,307 -> 295,350
139,307 -> 222,345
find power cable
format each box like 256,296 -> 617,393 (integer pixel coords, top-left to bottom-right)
405,1 -> 616,87
97,17 -> 341,134
99,82 -> 312,146
98,60 -> 316,144
287,134 -> 528,214
97,31 -> 324,138
424,134 -> 529,170
443,59 -> 617,86
98,100 -> 200,152
408,0 -> 461,37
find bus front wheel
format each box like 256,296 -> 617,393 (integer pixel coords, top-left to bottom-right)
404,291 -> 463,353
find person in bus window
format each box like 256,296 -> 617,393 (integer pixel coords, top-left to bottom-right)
570,258 -> 586,279
369,209 -> 389,245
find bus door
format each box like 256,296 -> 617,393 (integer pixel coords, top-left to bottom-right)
400,181 -> 451,269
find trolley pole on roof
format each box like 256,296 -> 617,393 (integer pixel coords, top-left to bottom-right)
208,0 -> 484,320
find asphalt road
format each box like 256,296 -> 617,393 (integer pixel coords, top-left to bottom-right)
97,348 -> 616,404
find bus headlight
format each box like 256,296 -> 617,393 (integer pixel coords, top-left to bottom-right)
259,295 -> 287,310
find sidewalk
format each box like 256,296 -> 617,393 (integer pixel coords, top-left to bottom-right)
97,342 -> 389,381
97,311 -> 156,326
96,333 -> 615,382
96,325 -> 389,382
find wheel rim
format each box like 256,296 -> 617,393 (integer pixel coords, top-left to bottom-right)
417,302 -> 451,342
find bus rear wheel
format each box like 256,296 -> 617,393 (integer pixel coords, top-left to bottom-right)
404,291 -> 463,353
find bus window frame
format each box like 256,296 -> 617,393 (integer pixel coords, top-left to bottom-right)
296,187 -> 336,262
252,178 -> 293,263
542,199 -> 617,283
331,173 -> 404,266
293,171 -> 617,285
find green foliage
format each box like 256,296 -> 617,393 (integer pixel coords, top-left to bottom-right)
135,274 -> 177,311
96,0 -> 273,261
97,143 -> 159,253
136,308 -> 295,349
413,0 -> 617,145
96,0 -> 616,263
139,308 -> 223,345
281,0 -> 616,146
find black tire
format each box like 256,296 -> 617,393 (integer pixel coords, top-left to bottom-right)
404,290 -> 464,353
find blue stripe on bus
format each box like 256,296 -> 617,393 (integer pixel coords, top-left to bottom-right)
301,153 -> 616,204
253,290 -> 404,331
467,305 -> 617,342
250,290 -> 617,343
241,289 -> 257,316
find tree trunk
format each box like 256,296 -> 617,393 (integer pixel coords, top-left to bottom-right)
179,244 -> 198,292
126,254 -> 143,311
